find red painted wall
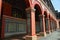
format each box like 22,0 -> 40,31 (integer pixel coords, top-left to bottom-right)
3,2 -> 11,16
0,0 -> 2,16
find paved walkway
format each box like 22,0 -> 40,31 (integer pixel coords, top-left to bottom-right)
38,29 -> 60,40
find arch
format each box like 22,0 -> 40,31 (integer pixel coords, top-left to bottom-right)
33,1 -> 43,14
34,4 -> 43,34
34,4 -> 42,14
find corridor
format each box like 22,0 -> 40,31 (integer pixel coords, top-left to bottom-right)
38,29 -> 60,40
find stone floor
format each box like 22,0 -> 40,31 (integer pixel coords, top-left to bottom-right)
4,29 -> 60,40
38,29 -> 60,40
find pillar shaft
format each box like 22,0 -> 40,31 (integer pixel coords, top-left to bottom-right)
39,14 -> 46,36
50,20 -> 54,32
53,21 -> 56,31
54,21 -> 56,30
26,7 -> 36,36
0,0 -> 2,14
25,7 -> 37,40
50,20 -> 52,32
46,17 -> 51,33
30,9 -> 36,36
42,15 -> 46,36
48,19 -> 51,33
57,21 -> 59,29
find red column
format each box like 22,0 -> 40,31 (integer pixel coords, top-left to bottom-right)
30,9 -> 36,36
0,0 -> 2,15
57,21 -> 59,29
54,21 -> 56,31
39,14 -> 46,36
0,0 -> 2,20
26,7 -> 36,36
25,7 -> 37,40
48,17 -> 51,33
50,20 -> 52,32
50,19 -> 53,32
42,15 -> 46,36
53,21 -> 55,30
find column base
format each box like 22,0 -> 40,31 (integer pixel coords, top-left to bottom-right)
51,30 -> 53,32
44,32 -> 46,37
39,32 -> 46,37
49,30 -> 51,34
46,31 -> 50,34
46,30 -> 51,34
25,35 -> 37,40
52,29 -> 54,32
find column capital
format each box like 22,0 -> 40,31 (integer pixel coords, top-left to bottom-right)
25,7 -> 36,13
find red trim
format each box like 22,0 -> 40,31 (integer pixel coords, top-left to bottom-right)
33,1 -> 42,14
1,17 -> 5,39
0,0 -> 2,15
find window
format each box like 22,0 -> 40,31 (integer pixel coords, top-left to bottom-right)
5,18 -> 26,33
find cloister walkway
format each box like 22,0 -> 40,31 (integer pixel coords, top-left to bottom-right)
38,29 -> 60,40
